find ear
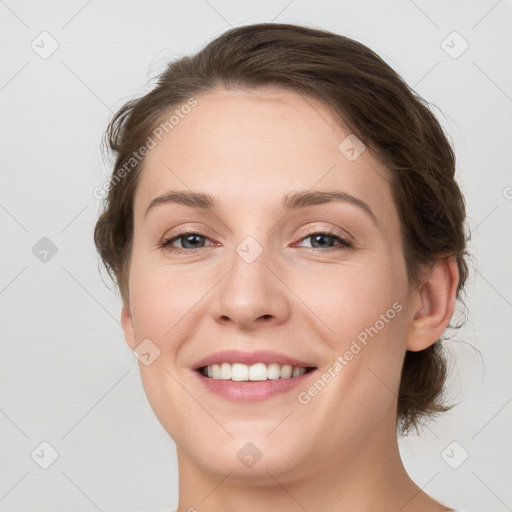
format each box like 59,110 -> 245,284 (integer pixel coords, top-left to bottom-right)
405,256 -> 460,352
121,304 -> 137,351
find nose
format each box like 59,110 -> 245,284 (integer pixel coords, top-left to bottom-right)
213,246 -> 291,332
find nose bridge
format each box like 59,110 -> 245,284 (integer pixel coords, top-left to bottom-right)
214,232 -> 289,328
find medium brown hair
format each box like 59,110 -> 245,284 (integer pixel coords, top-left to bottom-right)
94,23 -> 470,434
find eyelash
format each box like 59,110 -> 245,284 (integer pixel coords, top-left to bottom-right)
159,227 -> 354,254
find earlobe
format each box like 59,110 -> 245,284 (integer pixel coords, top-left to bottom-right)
121,304 -> 137,351
406,256 -> 460,352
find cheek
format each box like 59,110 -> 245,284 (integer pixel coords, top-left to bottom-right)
128,254 -> 209,336
296,256 -> 407,390
295,256 -> 404,337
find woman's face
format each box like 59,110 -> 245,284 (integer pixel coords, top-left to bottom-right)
122,85 -> 416,481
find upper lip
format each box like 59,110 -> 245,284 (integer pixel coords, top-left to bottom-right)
192,350 -> 317,370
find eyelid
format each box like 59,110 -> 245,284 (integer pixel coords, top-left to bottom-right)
293,224 -> 354,246
160,222 -> 215,241
160,223 -> 355,253
159,226 -> 217,249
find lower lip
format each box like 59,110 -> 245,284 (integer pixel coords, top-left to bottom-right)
193,369 -> 317,402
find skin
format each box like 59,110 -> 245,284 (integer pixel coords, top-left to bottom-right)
121,85 -> 459,512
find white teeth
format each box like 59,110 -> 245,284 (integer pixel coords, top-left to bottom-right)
231,363 -> 249,381
249,363 -> 267,381
201,362 -> 312,381
292,366 -> 307,377
220,362 -> 231,379
280,364 -> 293,379
267,363 -> 281,380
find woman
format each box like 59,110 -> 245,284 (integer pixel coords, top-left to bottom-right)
94,23 -> 471,512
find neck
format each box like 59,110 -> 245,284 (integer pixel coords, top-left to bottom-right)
175,420 -> 447,512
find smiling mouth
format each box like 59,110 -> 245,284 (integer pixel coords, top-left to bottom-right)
196,362 -> 317,381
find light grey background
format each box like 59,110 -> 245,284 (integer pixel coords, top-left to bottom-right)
1,1 -> 511,511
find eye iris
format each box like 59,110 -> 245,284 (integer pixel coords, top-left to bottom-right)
311,234 -> 335,248
182,234 -> 203,249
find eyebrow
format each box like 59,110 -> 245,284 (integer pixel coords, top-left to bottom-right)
144,190 -> 378,225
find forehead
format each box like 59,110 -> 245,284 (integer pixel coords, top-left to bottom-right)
133,86 -> 393,220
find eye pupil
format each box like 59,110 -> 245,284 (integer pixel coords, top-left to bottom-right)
183,234 -> 203,248
311,234 -> 333,248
